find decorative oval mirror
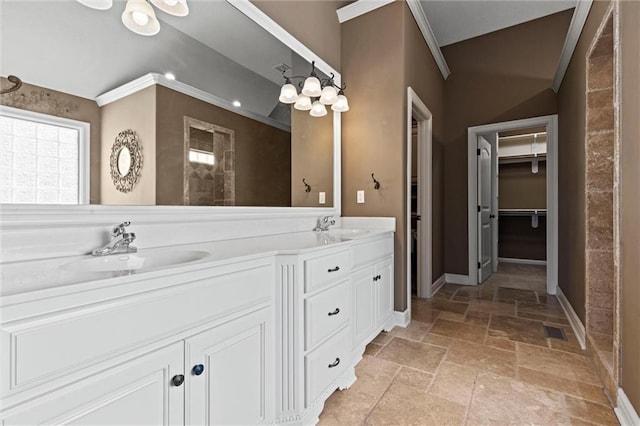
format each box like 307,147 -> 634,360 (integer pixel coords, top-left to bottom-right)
110,129 -> 143,193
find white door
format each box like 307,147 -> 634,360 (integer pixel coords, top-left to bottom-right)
352,267 -> 376,347
376,258 -> 394,326
186,307 -> 274,425
2,343 -> 184,425
477,136 -> 493,283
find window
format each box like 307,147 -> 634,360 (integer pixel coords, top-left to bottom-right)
0,107 -> 89,204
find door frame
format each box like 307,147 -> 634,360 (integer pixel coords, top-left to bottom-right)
467,115 -> 558,294
406,87 -> 433,308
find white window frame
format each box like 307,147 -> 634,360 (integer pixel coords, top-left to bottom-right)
0,105 -> 90,205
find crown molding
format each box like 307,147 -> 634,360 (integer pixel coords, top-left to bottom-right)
552,0 -> 594,92
95,73 -> 291,132
405,0 -> 450,80
336,0 -> 395,23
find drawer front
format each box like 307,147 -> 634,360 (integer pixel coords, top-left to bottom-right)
1,263 -> 274,396
352,236 -> 393,269
304,250 -> 351,293
304,327 -> 350,407
304,280 -> 350,350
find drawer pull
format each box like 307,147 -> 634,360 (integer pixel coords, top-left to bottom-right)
328,357 -> 341,368
192,364 -> 205,376
377,274 -> 382,280
327,266 -> 340,273
373,275 -> 378,282
171,374 -> 185,387
328,308 -> 340,316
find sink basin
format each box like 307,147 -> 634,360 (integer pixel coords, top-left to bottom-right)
60,250 -> 210,273
325,228 -> 372,239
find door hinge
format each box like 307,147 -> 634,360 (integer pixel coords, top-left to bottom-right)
477,148 -> 481,155
477,205 -> 481,213
478,262 -> 481,269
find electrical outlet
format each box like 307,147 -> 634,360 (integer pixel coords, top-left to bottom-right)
357,190 -> 365,204
319,192 -> 326,204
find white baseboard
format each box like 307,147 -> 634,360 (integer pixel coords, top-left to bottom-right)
431,274 -> 446,296
498,257 -> 547,266
394,310 -> 410,328
556,286 -> 586,350
445,273 -> 469,285
615,388 -> 640,426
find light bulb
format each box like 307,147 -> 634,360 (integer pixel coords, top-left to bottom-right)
319,86 -> 338,105
232,100 -> 241,108
279,83 -> 299,104
310,101 -> 327,117
76,0 -> 113,10
294,95 -> 312,111
301,76 -> 321,97
132,10 -> 149,26
331,94 -> 349,112
150,0 -> 189,16
164,0 -> 178,5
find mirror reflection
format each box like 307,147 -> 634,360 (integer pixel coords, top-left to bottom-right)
0,0 -> 336,207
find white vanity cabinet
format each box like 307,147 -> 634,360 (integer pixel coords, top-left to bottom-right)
0,258 -> 276,425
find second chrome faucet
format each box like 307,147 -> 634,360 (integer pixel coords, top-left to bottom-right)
314,215 -> 335,232
92,221 -> 137,256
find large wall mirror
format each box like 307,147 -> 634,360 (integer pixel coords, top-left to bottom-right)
0,0 -> 340,211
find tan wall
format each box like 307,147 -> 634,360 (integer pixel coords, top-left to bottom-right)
0,79 -> 102,203
499,162 -> 547,209
442,10 -> 572,275
291,109 -> 334,207
557,0 -> 612,323
155,86 -> 291,207
100,86 -> 156,205
619,0 -> 640,413
498,216 -> 547,260
251,0 -> 347,71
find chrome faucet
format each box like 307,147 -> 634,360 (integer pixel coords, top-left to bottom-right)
92,221 -> 137,256
314,215 -> 336,232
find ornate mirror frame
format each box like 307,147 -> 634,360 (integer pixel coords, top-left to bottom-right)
110,129 -> 143,193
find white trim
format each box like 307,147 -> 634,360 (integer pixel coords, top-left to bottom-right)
615,388 -> 640,426
552,0 -> 594,92
405,0 -> 451,80
96,73 -> 291,133
498,257 -> 547,266
394,310 -> 410,328
336,0 -> 394,23
431,274 -> 446,296
468,115 -> 558,296
556,286 -> 586,350
0,105 -> 90,205
444,274 -> 469,285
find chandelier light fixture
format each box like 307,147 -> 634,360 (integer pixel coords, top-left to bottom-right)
279,61 -> 349,117
76,0 -> 189,36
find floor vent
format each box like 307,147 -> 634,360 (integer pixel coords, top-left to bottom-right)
543,325 -> 567,340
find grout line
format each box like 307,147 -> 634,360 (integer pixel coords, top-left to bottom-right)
361,367 -> 403,425
462,370 -> 479,426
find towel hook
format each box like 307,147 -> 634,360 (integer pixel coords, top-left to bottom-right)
371,173 -> 380,190
0,75 -> 22,95
302,178 -> 311,193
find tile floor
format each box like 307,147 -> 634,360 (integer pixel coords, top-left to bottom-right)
318,264 -> 618,425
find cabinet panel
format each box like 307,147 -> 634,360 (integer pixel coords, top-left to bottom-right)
352,237 -> 393,269
376,258 -> 394,326
304,279 -> 350,350
352,267 -> 375,348
1,342 -> 184,425
304,250 -> 351,293
186,308 -> 273,425
304,326 -> 350,408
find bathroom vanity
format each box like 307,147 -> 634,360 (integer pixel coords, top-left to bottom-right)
0,227 -> 395,425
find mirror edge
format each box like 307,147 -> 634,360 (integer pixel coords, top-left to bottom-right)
0,0 -> 342,228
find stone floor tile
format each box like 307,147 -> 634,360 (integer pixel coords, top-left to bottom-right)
467,299 -> 516,317
388,320 -> 431,341
445,340 -> 516,377
495,287 -> 538,302
517,343 -> 601,385
517,366 -> 610,405
463,310 -> 491,327
393,367 -> 433,391
429,318 -> 487,344
422,333 -> 454,348
410,302 -> 442,324
483,335 -> 516,352
371,332 -> 393,346
488,314 -> 548,347
377,337 -> 446,373
428,362 -> 477,406
564,394 -> 619,425
364,343 -> 384,357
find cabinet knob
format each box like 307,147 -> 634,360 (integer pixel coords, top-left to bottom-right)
192,364 -> 205,376
327,266 -> 340,273
171,374 -> 185,387
328,308 -> 340,316
328,357 -> 341,368
377,274 -> 382,280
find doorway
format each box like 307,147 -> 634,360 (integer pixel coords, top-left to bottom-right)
467,115 -> 558,294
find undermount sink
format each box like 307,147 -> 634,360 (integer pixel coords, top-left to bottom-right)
326,228 -> 372,239
60,250 -> 210,273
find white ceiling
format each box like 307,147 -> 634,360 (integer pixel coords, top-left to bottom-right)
419,0 -> 577,47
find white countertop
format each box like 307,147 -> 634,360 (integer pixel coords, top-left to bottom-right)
0,228 -> 392,300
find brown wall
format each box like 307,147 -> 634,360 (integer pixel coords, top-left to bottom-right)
155,86 -> 291,207
251,0 -> 347,72
499,162 -> 547,209
291,109 -> 334,207
557,0 -> 612,323
0,79 -> 102,203
619,0 -> 640,413
342,1 -> 445,310
499,216 -> 547,260
442,10 -> 572,275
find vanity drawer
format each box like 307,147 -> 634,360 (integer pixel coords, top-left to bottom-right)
304,280 -> 350,350
352,236 -> 393,269
304,250 -> 351,293
304,326 -> 350,407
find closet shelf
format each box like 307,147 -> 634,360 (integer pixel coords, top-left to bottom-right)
498,153 -> 546,165
498,209 -> 546,217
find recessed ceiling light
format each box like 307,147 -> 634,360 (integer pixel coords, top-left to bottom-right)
232,100 -> 241,108
164,72 -> 176,80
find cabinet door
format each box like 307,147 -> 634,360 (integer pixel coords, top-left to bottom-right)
2,343 -> 184,425
352,267 -> 376,348
186,307 -> 274,425
376,258 -> 394,327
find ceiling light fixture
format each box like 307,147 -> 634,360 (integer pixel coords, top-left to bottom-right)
164,72 -> 176,80
76,0 -> 188,36
279,61 -> 349,117
232,100 -> 242,108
